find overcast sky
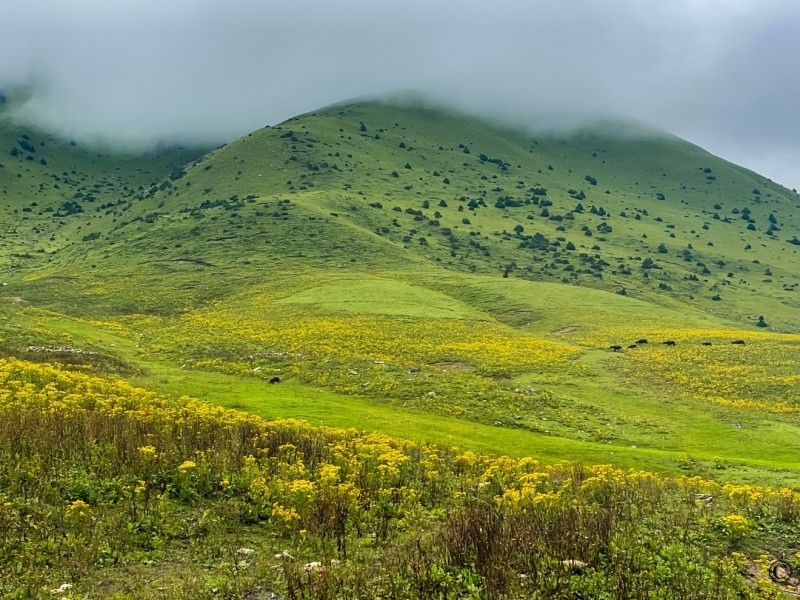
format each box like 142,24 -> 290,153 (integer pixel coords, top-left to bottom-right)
1,0 -> 798,189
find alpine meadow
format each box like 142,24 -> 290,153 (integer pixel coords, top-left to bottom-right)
4,86 -> 800,599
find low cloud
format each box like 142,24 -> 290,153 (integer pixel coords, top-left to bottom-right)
2,0 -> 798,187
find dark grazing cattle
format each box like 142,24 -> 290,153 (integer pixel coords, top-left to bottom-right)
731,339 -> 746,345
627,344 -> 638,349
635,339 -> 648,344
662,340 -> 676,346
701,342 -> 713,346
269,376 -> 281,384
609,345 -> 623,351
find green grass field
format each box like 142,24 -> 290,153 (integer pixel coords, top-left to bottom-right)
5,263 -> 800,491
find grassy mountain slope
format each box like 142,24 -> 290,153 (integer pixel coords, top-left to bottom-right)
4,97 -> 800,596
2,98 -> 800,488
0,94 -> 209,272
13,99 -> 800,329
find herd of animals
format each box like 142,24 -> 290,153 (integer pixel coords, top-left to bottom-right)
608,338 -> 746,351
262,339 -> 749,385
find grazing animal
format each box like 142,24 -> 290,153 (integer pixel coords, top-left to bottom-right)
731,339 -> 746,345
609,345 -> 623,351
662,340 -> 676,346
635,338 -> 648,344
627,344 -> 637,349
269,376 -> 281,384
701,342 -> 713,346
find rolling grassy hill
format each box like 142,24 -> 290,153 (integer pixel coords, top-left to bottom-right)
9,98 -> 800,325
0,89 -> 209,274
4,94 -> 800,596
2,96 -> 800,486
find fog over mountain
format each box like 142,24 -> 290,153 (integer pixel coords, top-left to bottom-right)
2,0 -> 798,188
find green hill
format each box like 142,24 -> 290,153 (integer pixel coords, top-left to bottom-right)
0,91 -> 209,273
10,99 -> 800,329
3,97 -> 800,488
4,95 -> 800,597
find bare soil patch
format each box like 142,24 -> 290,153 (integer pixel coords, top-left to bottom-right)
489,373 -> 512,382
428,361 -> 476,372
553,326 -> 577,334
